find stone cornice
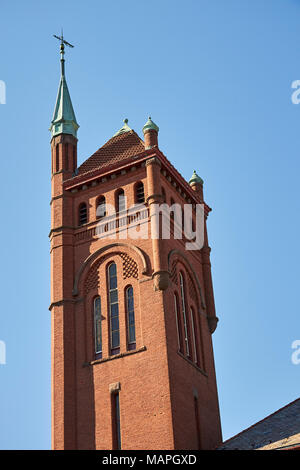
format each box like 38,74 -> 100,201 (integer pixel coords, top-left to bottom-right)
63,149 -> 156,191
48,226 -> 74,238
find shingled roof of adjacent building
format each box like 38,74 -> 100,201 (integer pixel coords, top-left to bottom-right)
76,129 -> 145,178
218,398 -> 300,450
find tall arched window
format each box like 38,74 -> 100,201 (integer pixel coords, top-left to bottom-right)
94,296 -> 102,358
126,286 -> 136,350
112,391 -> 121,450
56,144 -> 59,172
194,396 -> 201,449
108,262 -> 120,355
79,202 -> 88,225
190,307 -> 199,365
65,143 -> 69,170
116,189 -> 126,213
179,272 -> 190,357
96,196 -> 106,219
73,145 -> 76,170
135,182 -> 145,204
174,293 -> 183,352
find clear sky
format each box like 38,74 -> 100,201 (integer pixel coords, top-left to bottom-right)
0,0 -> 299,449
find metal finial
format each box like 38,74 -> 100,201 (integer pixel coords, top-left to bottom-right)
53,32 -> 74,76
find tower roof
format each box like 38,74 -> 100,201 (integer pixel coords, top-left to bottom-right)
76,127 -> 145,177
142,116 -> 159,134
189,170 -> 203,185
50,33 -> 79,139
113,118 -> 132,137
50,76 -> 79,138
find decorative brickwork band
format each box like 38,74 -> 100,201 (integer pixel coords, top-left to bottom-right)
119,253 -> 138,280
73,242 -> 148,296
84,260 -> 101,295
170,260 -> 178,285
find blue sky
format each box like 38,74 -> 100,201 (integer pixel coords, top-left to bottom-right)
0,0 -> 299,449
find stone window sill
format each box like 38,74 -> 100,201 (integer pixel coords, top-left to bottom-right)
85,346 -> 147,367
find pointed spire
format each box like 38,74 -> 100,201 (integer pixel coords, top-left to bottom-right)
50,32 -> 79,139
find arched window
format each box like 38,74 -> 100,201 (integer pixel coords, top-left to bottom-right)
126,286 -> 136,350
135,182 -> 145,204
79,202 -> 88,226
96,196 -> 106,219
56,144 -> 59,172
112,391 -> 121,450
190,307 -> 199,365
108,262 -> 120,355
94,296 -> 102,358
73,145 -> 76,170
116,189 -> 126,213
174,293 -> 184,352
194,396 -> 201,449
179,272 -> 190,357
161,187 -> 166,203
191,216 -> 196,235
65,143 -> 69,170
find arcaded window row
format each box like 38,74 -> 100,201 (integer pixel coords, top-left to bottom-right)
78,182 -> 145,226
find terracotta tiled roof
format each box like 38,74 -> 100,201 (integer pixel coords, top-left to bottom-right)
63,129 -> 207,211
77,130 -> 145,177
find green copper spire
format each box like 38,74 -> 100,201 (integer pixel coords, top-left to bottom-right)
189,170 -> 204,185
50,33 -> 79,139
142,116 -> 159,134
113,118 -> 132,137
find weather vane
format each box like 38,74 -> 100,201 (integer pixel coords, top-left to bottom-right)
53,30 -> 74,75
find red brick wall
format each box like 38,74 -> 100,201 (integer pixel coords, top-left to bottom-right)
50,142 -> 222,449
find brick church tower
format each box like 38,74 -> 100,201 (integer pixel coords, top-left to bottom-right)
49,40 -> 222,450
